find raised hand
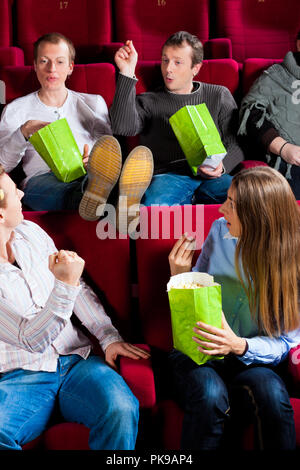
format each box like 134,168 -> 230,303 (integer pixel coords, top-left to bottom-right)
48,250 -> 85,287
168,233 -> 195,276
114,40 -> 138,77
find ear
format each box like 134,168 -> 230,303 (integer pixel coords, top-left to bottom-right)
68,61 -> 74,76
192,62 -> 202,78
34,61 -> 37,73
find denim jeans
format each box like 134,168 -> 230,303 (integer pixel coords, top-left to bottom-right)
168,349 -> 296,450
141,173 -> 232,206
23,170 -> 232,210
22,172 -> 87,210
0,354 -> 139,450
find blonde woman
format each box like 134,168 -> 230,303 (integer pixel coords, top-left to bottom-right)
168,166 -> 300,450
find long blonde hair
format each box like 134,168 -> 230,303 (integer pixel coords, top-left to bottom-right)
232,166 -> 300,337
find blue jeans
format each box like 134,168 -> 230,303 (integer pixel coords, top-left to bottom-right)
23,171 -> 232,209
0,354 -> 139,450
141,173 -> 232,205
22,172 -> 87,210
168,350 -> 295,450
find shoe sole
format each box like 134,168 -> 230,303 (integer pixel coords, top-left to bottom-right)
116,146 -> 154,234
79,135 -> 122,221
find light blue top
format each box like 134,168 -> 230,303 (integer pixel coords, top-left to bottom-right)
193,217 -> 300,365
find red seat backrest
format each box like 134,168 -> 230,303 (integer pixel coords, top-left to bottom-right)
114,0 -> 210,61
0,47 -> 24,67
0,0 -> 12,47
135,58 -> 240,96
16,0 -> 113,64
216,0 -> 300,62
135,205 -> 221,350
242,58 -> 282,95
23,211 -> 132,341
0,63 -> 116,107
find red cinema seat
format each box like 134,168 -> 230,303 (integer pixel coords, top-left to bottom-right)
0,0 -> 12,47
0,63 -> 116,107
135,205 -> 220,351
237,160 -> 268,172
15,0 -> 122,64
193,58 -> 239,96
216,0 -> 300,63
21,211 -> 155,450
242,58 -> 282,96
135,204 -> 300,449
114,0 -> 231,60
0,47 -> 24,67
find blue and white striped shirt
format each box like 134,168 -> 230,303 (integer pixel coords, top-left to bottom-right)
0,220 -> 122,373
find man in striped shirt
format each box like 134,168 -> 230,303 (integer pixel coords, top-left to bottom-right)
0,166 -> 149,450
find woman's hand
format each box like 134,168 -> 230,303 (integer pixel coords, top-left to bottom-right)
280,143 -> 300,166
168,233 -> 195,276
269,137 -> 300,166
192,312 -> 247,356
105,342 -> 150,370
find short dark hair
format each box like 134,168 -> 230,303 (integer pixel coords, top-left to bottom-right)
297,30 -> 300,41
162,31 -> 203,66
33,32 -> 76,63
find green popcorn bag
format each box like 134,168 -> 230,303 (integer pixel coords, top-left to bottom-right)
167,272 -> 223,365
29,118 -> 86,183
169,103 -> 227,176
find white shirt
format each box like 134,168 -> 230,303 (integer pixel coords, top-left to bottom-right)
0,219 -> 122,373
0,89 -> 112,186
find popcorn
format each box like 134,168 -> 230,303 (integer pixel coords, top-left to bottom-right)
167,272 -> 216,291
174,281 -> 205,289
167,271 -> 222,365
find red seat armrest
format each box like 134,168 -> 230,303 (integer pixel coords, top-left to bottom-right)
119,344 -> 156,409
289,345 -> 300,385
